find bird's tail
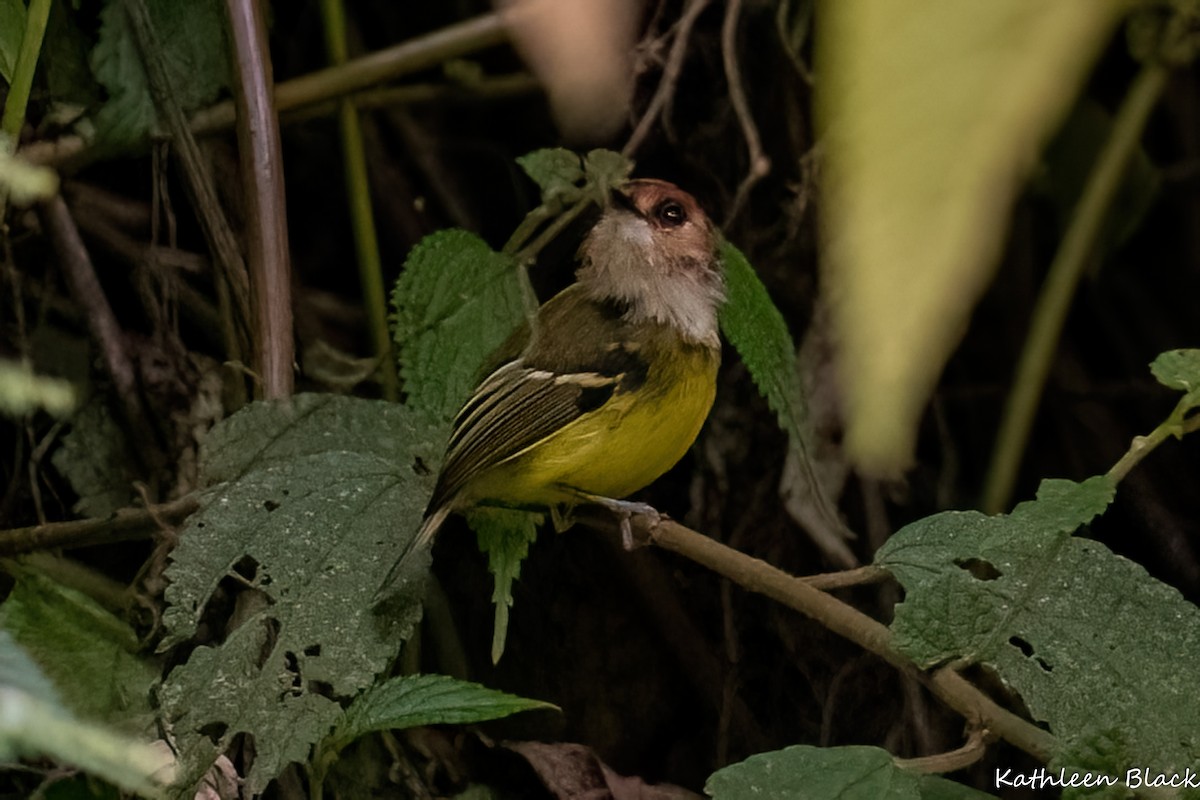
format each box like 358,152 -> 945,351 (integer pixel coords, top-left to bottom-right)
374,505 -> 451,603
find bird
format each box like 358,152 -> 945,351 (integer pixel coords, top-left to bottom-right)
414,178 -> 725,554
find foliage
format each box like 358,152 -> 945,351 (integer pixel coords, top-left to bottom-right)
816,0 -> 1128,473
89,0 -> 229,152
707,745 -> 995,800
0,631 -> 173,796
0,358 -> 75,417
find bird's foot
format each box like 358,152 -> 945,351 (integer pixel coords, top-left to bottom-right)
579,495 -> 662,549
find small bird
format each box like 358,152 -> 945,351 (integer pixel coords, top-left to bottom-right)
415,179 -> 725,552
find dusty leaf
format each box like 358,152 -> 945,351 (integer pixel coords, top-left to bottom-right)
159,394 -> 438,795
816,0 -> 1127,473
876,476 -> 1200,781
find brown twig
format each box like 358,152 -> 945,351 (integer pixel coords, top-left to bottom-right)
637,517 -> 1057,762
225,0 -> 295,400
623,0 -> 711,158
720,0 -> 770,225
38,196 -> 164,475
0,495 -> 199,556
894,727 -> 990,774
802,565 -> 890,591
120,0 -> 253,375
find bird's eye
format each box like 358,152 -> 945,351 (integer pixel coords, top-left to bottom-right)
655,201 -> 687,227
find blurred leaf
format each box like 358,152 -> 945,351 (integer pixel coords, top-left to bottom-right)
0,358 -> 75,417
816,0 -> 1127,473
1037,100 -> 1160,255
0,632 -> 173,796
0,565 -> 156,731
51,398 -> 139,518
89,0 -> 230,152
876,476 -> 1200,780
43,1 -> 103,107
392,229 -> 530,424
0,0 -> 24,82
327,673 -> 554,751
0,141 -> 61,207
159,394 -> 438,795
469,507 -> 541,663
517,147 -> 585,205
706,745 -> 995,799
719,240 -> 853,564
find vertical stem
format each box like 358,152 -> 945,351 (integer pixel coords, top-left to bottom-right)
981,63 -> 1170,514
319,0 -> 399,401
1,0 -> 52,141
225,0 -> 295,400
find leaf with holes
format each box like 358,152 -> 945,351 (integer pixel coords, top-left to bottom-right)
159,394 -> 439,795
876,476 -> 1200,782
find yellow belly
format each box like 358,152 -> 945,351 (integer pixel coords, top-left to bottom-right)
464,344 -> 718,508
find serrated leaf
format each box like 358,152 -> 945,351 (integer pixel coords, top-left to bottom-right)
89,0 -> 230,152
1150,348 -> 1200,408
582,148 -> 634,195
159,394 -> 438,795
516,148 -> 585,205
392,229 -> 530,424
0,632 -> 173,795
875,476 -> 1200,780
706,745 -> 995,800
0,358 -> 75,417
817,0 -> 1126,473
328,673 -> 554,750
0,565 -> 157,733
719,240 -> 852,564
469,508 -> 541,663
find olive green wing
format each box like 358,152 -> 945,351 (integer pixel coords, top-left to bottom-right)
425,289 -> 646,514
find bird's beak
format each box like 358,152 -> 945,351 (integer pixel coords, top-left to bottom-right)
609,186 -> 642,217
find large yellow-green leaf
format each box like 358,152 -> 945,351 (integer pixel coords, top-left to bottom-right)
816,0 -> 1127,474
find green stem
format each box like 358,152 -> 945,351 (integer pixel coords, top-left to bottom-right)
320,0 -> 398,401
981,63 -> 1170,514
0,0 -> 51,142
1107,399 -> 1200,483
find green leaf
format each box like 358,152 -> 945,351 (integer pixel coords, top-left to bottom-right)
718,240 -> 852,563
159,394 -> 438,795
0,357 -> 75,417
327,673 -> 555,750
1150,348 -> 1200,406
469,507 -> 542,663
516,147 -> 585,205
0,565 -> 157,732
816,0 -> 1126,473
582,148 -> 634,195
876,476 -> 1200,780
0,0 -> 24,82
392,229 -> 531,424
51,398 -> 139,518
706,745 -> 995,799
0,632 -> 173,796
89,0 -> 230,152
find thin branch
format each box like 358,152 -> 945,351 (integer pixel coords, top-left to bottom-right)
721,0 -> 770,225
802,565 -> 889,591
635,516 -> 1057,762
982,62 -> 1171,514
38,196 -> 164,475
120,0 -> 254,372
0,496 -> 199,556
622,0 -> 711,158
894,727 -> 989,774
320,0 -> 399,401
192,12 -> 510,136
226,0 -> 295,400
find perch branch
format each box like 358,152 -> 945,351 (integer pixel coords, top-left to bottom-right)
0,496 -> 199,556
